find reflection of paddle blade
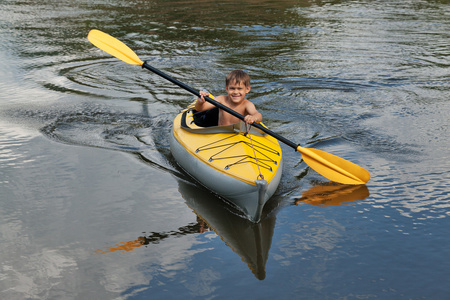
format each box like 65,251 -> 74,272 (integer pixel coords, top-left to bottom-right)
94,238 -> 145,254
94,226 -> 207,255
295,184 -> 369,206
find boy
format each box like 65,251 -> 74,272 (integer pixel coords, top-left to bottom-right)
195,70 -> 262,126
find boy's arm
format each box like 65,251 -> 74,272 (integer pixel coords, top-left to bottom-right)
195,91 -> 215,111
244,101 -> 262,124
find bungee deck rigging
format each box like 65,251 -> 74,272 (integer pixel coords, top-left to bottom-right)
195,133 -> 280,172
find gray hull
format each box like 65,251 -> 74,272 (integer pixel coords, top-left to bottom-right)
170,130 -> 282,222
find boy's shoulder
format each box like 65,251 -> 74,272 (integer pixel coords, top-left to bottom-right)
243,98 -> 255,107
215,94 -> 227,102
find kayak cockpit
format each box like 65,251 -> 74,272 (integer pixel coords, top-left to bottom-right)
181,106 -> 268,137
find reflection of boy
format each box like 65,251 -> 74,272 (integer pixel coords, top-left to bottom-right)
195,70 -> 262,126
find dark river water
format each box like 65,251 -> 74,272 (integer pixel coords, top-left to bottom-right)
1,0 -> 449,299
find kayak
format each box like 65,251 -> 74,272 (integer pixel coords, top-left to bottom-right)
170,101 -> 283,222
89,29 -> 371,187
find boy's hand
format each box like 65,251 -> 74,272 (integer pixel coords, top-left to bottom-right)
197,90 -> 209,103
244,115 -> 258,124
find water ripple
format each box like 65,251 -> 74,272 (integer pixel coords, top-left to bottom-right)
0,123 -> 38,172
37,106 -> 178,175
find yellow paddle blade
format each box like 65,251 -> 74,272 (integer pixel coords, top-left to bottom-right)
87,29 -> 143,65
297,146 -> 370,185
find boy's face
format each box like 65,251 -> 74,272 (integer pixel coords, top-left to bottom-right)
225,81 -> 251,104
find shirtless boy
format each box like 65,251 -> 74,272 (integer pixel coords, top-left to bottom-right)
195,70 -> 262,126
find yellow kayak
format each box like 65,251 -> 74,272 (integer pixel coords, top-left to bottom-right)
170,102 -> 283,222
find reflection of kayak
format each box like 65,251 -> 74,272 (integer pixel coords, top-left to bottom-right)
179,180 -> 275,280
170,101 -> 283,222
94,179 -> 277,280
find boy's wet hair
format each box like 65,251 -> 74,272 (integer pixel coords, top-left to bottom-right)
226,70 -> 250,87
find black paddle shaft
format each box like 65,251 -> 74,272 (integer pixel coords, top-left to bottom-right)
142,61 -> 299,150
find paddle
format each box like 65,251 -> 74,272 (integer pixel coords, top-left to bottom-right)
87,29 -> 370,185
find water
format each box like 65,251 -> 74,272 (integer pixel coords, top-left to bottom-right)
1,0 -> 449,299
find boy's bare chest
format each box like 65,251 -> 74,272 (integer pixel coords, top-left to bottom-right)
217,98 -> 247,125
218,104 -> 247,125
218,109 -> 240,125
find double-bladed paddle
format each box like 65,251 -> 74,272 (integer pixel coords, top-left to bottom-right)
87,29 -> 370,185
